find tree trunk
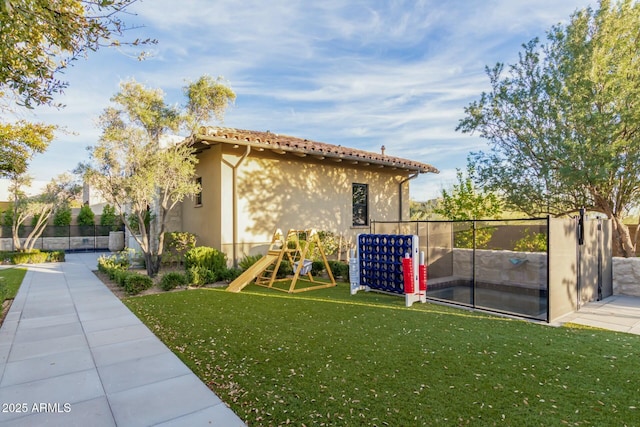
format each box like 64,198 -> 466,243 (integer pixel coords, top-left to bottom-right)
11,226 -> 22,251
144,252 -> 161,278
612,214 -> 636,257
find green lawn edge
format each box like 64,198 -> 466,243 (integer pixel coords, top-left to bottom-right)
0,268 -> 27,303
124,284 -> 640,426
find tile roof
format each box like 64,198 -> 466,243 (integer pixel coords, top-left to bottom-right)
192,127 -> 439,174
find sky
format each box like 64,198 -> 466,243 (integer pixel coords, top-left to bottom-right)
14,0 -> 596,201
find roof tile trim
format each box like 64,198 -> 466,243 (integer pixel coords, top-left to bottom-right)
195,127 -> 439,174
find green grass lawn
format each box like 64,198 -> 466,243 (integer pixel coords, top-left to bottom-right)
0,268 -> 26,303
124,284 -> 640,426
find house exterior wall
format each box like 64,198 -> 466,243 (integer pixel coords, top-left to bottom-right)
181,144 -> 223,249
183,144 -> 414,262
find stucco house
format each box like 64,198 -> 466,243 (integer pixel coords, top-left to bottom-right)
179,127 -> 438,263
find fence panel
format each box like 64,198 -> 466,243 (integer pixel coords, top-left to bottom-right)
473,219 -> 548,320
371,219 -> 550,321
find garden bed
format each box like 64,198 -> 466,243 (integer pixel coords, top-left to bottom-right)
93,268 -> 228,299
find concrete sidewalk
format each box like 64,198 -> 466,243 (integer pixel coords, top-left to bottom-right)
553,294 -> 640,334
0,253 -> 246,426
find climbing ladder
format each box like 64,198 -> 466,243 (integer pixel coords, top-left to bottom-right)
226,229 -> 336,293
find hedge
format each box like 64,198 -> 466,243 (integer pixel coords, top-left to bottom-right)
2,250 -> 65,265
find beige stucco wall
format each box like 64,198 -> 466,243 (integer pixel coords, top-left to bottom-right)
181,144 -> 223,249
182,145 -> 413,262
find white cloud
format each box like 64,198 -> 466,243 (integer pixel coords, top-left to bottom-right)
19,0 -> 594,197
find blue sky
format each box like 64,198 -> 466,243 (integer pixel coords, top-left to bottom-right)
22,0 -> 595,200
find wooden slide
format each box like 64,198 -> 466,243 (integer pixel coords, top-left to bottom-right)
226,253 -> 279,293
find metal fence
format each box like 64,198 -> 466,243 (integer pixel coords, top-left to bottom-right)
370,217 -> 612,323
371,219 -> 549,321
0,225 -> 123,252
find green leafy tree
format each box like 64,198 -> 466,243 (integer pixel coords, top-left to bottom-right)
2,208 -> 13,227
9,173 -> 80,251
81,77 -> 235,277
0,1 -> 154,179
0,121 -> 56,177
514,229 -> 548,252
0,0 -> 155,108
410,200 -> 438,220
458,0 -> 640,257
77,204 -> 95,226
53,203 -> 72,226
433,167 -> 502,248
100,204 -> 120,230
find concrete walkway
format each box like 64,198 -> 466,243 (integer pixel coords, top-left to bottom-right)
553,294 -> 640,334
0,253 -> 246,426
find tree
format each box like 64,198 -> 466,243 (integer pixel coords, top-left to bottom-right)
77,204 -> 95,226
9,173 -> 80,251
0,121 -> 56,177
433,167 -> 502,248
457,0 -> 640,257
410,200 -> 437,220
53,203 -> 72,227
81,77 -> 235,277
100,204 -> 119,230
0,0 -> 155,108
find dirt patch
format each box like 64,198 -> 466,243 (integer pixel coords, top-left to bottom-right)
0,299 -> 12,327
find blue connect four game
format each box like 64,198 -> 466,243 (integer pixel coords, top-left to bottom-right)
356,234 -> 419,304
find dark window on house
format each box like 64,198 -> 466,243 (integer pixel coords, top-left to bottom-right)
352,183 -> 368,226
195,177 -> 202,206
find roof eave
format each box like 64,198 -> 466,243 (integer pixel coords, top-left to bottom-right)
192,133 -> 439,174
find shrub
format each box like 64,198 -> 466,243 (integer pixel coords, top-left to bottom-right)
11,250 -> 48,264
4,250 -> 64,265
162,232 -> 197,266
311,260 -> 325,276
276,260 -> 293,278
328,261 -> 350,282
219,267 -> 242,282
114,269 -> 134,287
97,252 -> 130,273
238,254 -> 263,271
160,272 -> 188,291
46,251 -> 65,263
186,266 -> 216,287
124,274 -> 153,295
184,246 -> 227,278
77,204 -> 95,226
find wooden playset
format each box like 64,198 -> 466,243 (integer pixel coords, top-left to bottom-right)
226,229 -> 336,293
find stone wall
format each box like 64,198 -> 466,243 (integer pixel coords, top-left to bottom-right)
450,253 -> 640,297
612,257 -> 640,297
0,236 -> 109,251
452,248 -> 547,289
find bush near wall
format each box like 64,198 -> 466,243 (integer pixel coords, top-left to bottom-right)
0,250 -> 65,264
184,246 -> 227,283
97,253 -> 152,296
327,260 -> 350,282
160,272 -> 188,291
